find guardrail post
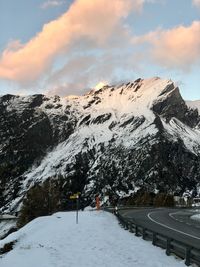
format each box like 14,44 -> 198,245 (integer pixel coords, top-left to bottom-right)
142,228 -> 146,240
129,222 -> 133,233
166,238 -> 171,256
185,247 -> 191,266
119,217 -> 123,226
152,232 -> 156,246
135,225 -> 139,236
121,219 -> 124,228
123,219 -> 127,230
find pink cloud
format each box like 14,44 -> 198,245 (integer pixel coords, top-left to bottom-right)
0,0 -> 142,83
193,0 -> 200,8
134,21 -> 200,70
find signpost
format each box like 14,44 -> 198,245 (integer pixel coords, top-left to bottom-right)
70,193 -> 80,224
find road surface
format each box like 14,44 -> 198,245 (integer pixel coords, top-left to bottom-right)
119,208 -> 200,249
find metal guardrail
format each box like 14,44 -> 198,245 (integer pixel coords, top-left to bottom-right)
0,215 -> 17,220
105,208 -> 200,266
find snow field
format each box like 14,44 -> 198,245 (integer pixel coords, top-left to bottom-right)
0,211 -> 186,267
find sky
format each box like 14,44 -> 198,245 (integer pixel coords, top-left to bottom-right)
0,0 -> 200,100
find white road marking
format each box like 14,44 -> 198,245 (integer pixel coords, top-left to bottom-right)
169,211 -> 181,220
147,211 -> 200,240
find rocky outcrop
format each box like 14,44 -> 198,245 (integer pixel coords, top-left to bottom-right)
152,86 -> 199,127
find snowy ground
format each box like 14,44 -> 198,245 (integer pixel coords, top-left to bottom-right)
0,211 -> 186,267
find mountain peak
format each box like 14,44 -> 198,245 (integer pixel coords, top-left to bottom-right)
78,77 -> 177,123
94,81 -> 109,91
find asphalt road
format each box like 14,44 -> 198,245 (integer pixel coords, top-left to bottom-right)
119,208 -> 200,249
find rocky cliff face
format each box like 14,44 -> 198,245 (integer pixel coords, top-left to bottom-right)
0,77 -> 200,211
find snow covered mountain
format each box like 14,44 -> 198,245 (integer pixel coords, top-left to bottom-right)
0,77 -> 200,211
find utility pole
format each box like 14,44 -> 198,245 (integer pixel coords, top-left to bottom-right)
70,193 -> 80,224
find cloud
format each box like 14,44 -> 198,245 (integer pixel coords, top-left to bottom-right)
133,21 -> 200,70
40,0 -> 65,9
0,0 -> 143,84
46,82 -> 89,96
143,0 -> 165,3
0,0 -> 186,96
45,46 -> 140,96
193,0 -> 200,8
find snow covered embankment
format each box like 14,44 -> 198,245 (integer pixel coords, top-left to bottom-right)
0,211 -> 185,267
191,213 -> 200,222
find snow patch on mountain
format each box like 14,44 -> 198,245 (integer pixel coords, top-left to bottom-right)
162,118 -> 200,154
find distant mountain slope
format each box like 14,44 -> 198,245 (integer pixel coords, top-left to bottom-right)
0,77 -> 200,212
187,100 -> 200,113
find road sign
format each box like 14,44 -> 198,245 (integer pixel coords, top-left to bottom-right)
70,193 -> 80,199
70,195 -> 78,199
69,193 -> 80,224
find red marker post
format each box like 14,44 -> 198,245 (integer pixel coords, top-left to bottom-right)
96,196 -> 100,210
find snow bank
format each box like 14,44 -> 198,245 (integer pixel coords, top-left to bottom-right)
0,211 -> 185,267
191,213 -> 200,222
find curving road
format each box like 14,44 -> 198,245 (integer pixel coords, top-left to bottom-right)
119,208 -> 200,249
